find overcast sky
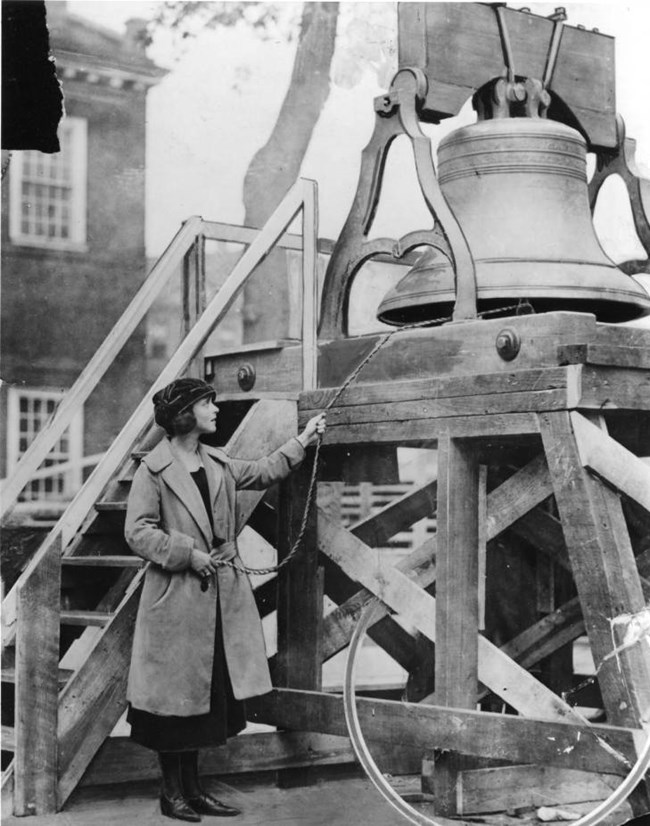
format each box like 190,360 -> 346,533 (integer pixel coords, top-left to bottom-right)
66,0 -> 650,320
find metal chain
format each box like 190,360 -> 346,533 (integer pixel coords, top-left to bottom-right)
215,301 -> 533,576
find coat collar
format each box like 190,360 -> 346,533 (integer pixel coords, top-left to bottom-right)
142,439 -> 228,473
142,439 -> 226,546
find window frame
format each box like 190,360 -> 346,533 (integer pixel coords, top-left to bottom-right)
6,387 -> 84,501
8,116 -> 88,251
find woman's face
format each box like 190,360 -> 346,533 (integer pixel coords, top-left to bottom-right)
191,396 -> 219,435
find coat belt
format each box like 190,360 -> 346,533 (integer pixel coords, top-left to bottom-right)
211,538 -> 237,562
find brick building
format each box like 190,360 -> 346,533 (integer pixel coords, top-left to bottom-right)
1,2 -> 165,509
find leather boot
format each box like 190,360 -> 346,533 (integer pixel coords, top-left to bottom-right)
159,752 -> 202,822
180,751 -> 241,817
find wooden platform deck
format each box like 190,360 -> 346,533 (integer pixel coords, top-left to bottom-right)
1,771 -> 635,826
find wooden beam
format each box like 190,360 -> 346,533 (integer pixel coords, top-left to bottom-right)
248,689 -> 642,776
318,509 -> 584,723
301,367 -> 581,412
57,584 -> 140,807
275,455 -> 323,690
432,435 -> 480,812
300,179 -> 318,391
317,412 -> 540,445
350,478 -> 437,549
303,390 -> 574,426
457,765 -> 619,815
14,536 -> 61,816
578,366 -> 650,410
540,411 -> 650,733
79,731 -> 420,788
570,411 -> 650,513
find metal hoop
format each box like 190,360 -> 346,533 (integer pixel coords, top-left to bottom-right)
343,597 -> 650,826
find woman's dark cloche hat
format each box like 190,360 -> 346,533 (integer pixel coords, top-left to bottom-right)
153,378 -> 216,430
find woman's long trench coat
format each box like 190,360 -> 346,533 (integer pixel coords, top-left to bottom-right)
124,436 -> 305,716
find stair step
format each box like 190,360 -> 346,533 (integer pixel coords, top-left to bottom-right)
2,664 -> 74,687
60,610 -> 114,627
131,450 -> 148,461
95,502 -> 127,512
62,556 -> 143,568
1,726 -> 15,752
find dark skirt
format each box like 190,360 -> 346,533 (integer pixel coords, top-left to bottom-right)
128,598 -> 246,752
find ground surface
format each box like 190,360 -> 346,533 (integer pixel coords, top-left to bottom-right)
1,772 -> 635,826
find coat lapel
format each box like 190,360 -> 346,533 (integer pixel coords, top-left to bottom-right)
200,444 -> 228,540
147,440 -> 214,546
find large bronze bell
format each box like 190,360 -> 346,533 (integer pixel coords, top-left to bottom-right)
377,118 -> 650,324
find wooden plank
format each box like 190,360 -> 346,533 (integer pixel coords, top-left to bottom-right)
301,179 -> 318,391
318,510 -> 583,723
301,388 -> 575,427
248,689 -> 642,776
540,411 -> 650,732
1,727 -> 15,752
578,366 -> 650,410
318,313 -> 597,386
59,611 -> 113,627
79,731 -> 420,788
14,536 -> 61,816
350,478 -> 437,549
458,765 -> 619,815
431,435 -> 480,812
61,556 -> 144,567
478,465 -> 487,631
559,343 -> 650,369
57,583 -> 140,807
301,366 -> 580,411
570,411 -> 650,513
318,413 -> 540,445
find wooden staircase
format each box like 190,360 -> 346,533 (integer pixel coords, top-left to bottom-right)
1,179 -> 319,816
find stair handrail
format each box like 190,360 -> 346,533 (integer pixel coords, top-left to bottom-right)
2,178 -> 318,643
0,215 -> 204,522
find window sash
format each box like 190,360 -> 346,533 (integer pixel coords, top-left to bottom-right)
9,117 -> 87,248
6,388 -> 84,501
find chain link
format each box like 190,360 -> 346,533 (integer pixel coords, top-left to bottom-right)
215,301 -> 534,576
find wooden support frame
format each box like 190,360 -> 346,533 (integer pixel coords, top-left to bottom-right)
13,536 -> 61,816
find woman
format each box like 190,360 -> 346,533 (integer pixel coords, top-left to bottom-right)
124,378 -> 325,821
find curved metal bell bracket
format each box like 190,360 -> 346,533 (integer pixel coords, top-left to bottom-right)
588,115 -> 650,275
318,67 -> 478,339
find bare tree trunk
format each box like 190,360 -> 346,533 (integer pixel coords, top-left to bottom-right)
242,2 -> 339,343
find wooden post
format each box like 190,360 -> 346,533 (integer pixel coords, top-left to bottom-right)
428,435 -> 479,814
275,456 -> 323,786
301,180 -> 318,391
541,411 -> 650,810
14,535 -> 61,816
182,234 -> 206,378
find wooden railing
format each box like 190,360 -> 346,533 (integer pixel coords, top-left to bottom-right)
2,178 -> 319,643
0,215 -> 203,521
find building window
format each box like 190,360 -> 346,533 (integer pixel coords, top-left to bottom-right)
6,388 -> 84,501
9,117 -> 87,249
